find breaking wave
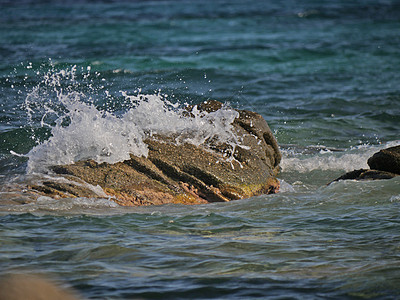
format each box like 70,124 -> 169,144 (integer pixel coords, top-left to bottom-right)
24,66 -> 240,173
280,141 -> 400,173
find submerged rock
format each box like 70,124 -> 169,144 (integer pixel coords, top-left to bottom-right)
331,169 -> 398,182
28,101 -> 281,206
331,145 -> 400,183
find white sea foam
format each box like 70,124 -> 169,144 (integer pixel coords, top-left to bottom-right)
280,141 -> 400,173
35,196 -> 120,210
390,194 -> 400,202
25,66 -> 240,173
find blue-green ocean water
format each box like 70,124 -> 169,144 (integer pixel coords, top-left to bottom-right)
1,0 -> 400,299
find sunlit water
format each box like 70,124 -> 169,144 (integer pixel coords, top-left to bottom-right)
1,0 -> 400,299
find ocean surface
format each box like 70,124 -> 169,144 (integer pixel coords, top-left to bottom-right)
1,0 -> 400,299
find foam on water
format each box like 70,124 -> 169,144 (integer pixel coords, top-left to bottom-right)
0,195 -> 120,215
280,141 -> 400,173
24,66 -> 240,173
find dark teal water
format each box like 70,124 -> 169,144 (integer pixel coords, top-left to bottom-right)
1,0 -> 400,299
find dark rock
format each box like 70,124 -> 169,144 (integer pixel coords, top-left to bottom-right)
367,145 -> 400,175
330,145 -> 400,184
331,169 -> 398,183
27,101 -> 281,206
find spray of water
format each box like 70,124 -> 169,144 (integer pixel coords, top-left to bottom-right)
24,65 -> 240,173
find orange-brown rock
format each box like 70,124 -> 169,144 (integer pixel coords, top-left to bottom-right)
28,101 -> 281,206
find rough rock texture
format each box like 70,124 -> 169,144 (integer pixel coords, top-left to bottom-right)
331,145 -> 400,183
367,145 -> 400,175
28,101 -> 281,206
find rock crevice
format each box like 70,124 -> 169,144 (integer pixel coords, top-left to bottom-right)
27,101 -> 281,206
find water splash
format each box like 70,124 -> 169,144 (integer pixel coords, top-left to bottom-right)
24,65 -> 240,173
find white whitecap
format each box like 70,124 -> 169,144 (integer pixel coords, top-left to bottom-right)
280,141 -> 400,173
25,66 -> 241,174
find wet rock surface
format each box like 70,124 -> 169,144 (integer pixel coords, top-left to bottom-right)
27,101 -> 281,206
331,168 -> 398,182
367,145 -> 400,175
331,145 -> 400,183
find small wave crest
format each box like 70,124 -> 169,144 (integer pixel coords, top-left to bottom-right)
280,141 -> 400,173
24,65 -> 240,173
0,196 -> 120,215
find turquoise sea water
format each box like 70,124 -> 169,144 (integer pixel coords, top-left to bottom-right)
1,0 -> 400,299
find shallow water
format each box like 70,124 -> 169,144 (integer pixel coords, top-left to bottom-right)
1,0 -> 400,299
1,179 -> 400,299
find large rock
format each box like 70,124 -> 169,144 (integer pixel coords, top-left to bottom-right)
28,101 -> 281,206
